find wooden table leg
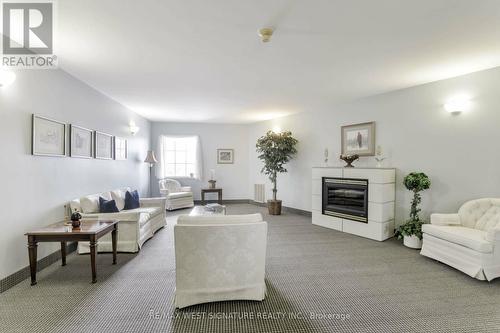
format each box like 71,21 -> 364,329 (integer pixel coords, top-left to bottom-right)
218,190 -> 222,204
60,242 -> 66,266
111,226 -> 117,265
89,237 -> 97,283
28,236 -> 38,286
201,191 -> 205,205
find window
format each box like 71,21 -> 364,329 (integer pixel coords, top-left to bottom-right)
157,135 -> 203,179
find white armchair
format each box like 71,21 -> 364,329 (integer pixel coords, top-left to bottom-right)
174,214 -> 268,308
421,198 -> 500,281
158,179 -> 194,211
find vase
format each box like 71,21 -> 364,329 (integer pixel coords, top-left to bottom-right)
403,235 -> 422,249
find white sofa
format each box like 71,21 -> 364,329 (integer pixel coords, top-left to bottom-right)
421,198 -> 500,281
159,179 -> 194,211
70,188 -> 167,254
174,213 -> 268,308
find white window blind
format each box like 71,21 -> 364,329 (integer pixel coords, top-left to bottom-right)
156,135 -> 203,180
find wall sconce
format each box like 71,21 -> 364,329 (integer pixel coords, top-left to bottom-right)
129,121 -> 140,136
444,95 -> 472,114
0,69 -> 16,88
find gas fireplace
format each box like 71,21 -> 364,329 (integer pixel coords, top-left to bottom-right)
322,177 -> 368,223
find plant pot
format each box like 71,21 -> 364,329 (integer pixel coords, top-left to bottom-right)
403,235 -> 422,249
268,200 -> 282,215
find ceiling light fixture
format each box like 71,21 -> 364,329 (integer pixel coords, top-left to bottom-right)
0,69 -> 16,88
259,28 -> 274,43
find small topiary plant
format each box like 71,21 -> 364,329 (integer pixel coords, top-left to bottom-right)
395,172 -> 431,240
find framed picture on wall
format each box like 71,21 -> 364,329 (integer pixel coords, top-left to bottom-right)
32,114 -> 66,157
94,131 -> 114,160
341,122 -> 376,156
70,125 -> 93,158
217,149 -> 234,164
114,136 -> 127,160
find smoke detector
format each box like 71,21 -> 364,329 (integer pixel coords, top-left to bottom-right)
259,28 -> 274,43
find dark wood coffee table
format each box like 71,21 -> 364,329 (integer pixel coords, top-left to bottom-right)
25,220 -> 118,285
201,188 -> 222,204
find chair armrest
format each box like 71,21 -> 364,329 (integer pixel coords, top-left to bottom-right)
180,186 -> 192,192
486,226 -> 500,242
140,197 -> 167,210
159,189 -> 169,196
430,213 -> 461,226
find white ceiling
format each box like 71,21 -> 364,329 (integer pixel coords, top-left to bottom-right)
57,0 -> 500,123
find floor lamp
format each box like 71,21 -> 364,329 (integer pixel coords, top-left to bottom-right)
144,150 -> 158,197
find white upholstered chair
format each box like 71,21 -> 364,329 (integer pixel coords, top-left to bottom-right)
158,179 -> 194,211
174,213 -> 268,308
421,198 -> 500,281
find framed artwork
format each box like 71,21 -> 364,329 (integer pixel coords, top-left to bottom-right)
32,114 -> 66,157
114,136 -> 127,160
341,122 -> 376,156
217,149 -> 234,164
94,131 -> 114,160
70,125 -> 93,158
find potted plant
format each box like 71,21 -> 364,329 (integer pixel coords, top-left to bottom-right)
395,172 -> 431,249
256,130 -> 298,215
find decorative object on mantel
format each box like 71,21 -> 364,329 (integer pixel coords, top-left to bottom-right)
374,145 -> 386,168
217,149 -> 234,164
256,130 -> 298,215
395,172 -> 431,249
341,121 -> 376,156
324,148 -> 329,166
339,154 -> 359,168
70,209 -> 82,229
32,114 -> 66,157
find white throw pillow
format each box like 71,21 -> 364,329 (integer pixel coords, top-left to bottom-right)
69,199 -> 81,213
80,195 -> 100,213
111,189 -> 126,211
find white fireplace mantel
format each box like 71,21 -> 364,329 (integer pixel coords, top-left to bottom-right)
311,167 -> 396,241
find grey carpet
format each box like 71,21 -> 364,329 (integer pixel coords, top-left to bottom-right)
1,204 -> 499,333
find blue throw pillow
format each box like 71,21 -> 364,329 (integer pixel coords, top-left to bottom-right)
99,197 -> 119,213
124,190 -> 140,210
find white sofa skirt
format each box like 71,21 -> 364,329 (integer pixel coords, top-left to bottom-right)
421,234 -> 500,281
167,196 -> 194,211
78,213 -> 166,253
175,283 -> 267,309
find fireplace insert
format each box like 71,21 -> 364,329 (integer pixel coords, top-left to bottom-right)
322,177 -> 368,223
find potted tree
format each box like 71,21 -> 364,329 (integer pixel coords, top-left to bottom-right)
395,172 -> 431,249
256,130 -> 298,215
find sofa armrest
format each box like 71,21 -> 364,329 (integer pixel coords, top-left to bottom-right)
159,189 -> 169,196
430,213 -> 461,226
486,226 -> 500,242
180,186 -> 192,192
140,197 -> 167,210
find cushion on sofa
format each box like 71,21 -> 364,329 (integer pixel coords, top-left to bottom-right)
168,192 -> 194,199
124,190 -> 140,210
422,224 -> 493,253
80,195 -> 100,213
99,197 -> 119,213
69,199 -> 81,213
474,206 -> 500,231
111,189 -> 126,211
